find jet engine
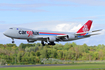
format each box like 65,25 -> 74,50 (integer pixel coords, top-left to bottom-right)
27,39 -> 36,43
47,37 -> 56,42
67,34 -> 75,39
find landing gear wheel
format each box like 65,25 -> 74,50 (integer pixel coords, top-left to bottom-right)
41,41 -> 45,46
12,41 -> 14,43
48,42 -> 56,45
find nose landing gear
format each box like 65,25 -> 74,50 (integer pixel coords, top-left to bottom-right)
12,41 -> 14,43
12,39 -> 14,43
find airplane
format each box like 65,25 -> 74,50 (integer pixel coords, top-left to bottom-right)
3,20 -> 102,46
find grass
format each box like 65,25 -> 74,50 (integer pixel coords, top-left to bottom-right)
1,63 -> 105,70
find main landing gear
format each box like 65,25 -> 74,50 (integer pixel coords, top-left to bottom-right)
41,41 -> 45,46
48,42 -> 55,45
41,41 -> 56,46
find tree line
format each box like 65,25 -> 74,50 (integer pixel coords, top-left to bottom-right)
0,42 -> 105,65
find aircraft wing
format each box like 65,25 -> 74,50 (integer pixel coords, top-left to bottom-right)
32,36 -> 48,41
56,35 -> 67,38
35,35 -> 67,39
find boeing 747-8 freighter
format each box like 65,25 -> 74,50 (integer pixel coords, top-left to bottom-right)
3,20 -> 101,46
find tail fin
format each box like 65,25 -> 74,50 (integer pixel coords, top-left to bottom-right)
76,20 -> 92,35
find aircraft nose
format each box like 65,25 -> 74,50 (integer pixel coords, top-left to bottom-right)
3,31 -> 9,36
3,31 -> 7,35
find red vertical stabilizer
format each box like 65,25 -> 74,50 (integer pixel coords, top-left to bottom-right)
76,20 -> 92,35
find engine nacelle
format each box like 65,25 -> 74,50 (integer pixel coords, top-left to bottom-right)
48,37 -> 56,42
27,39 -> 36,43
67,34 -> 75,39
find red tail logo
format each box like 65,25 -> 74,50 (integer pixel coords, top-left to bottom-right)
27,31 -> 33,37
77,20 -> 92,35
83,25 -> 89,32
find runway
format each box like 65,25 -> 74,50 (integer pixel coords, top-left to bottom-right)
0,64 -> 104,70
0,64 -> 68,68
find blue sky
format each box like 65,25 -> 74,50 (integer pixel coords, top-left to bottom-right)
0,0 -> 105,46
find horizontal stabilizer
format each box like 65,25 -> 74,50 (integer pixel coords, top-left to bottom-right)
75,29 -> 102,36
91,29 -> 102,32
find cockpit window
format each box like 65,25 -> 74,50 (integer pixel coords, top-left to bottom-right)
10,28 -> 13,29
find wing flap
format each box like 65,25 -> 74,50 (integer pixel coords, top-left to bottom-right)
56,35 -> 67,38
